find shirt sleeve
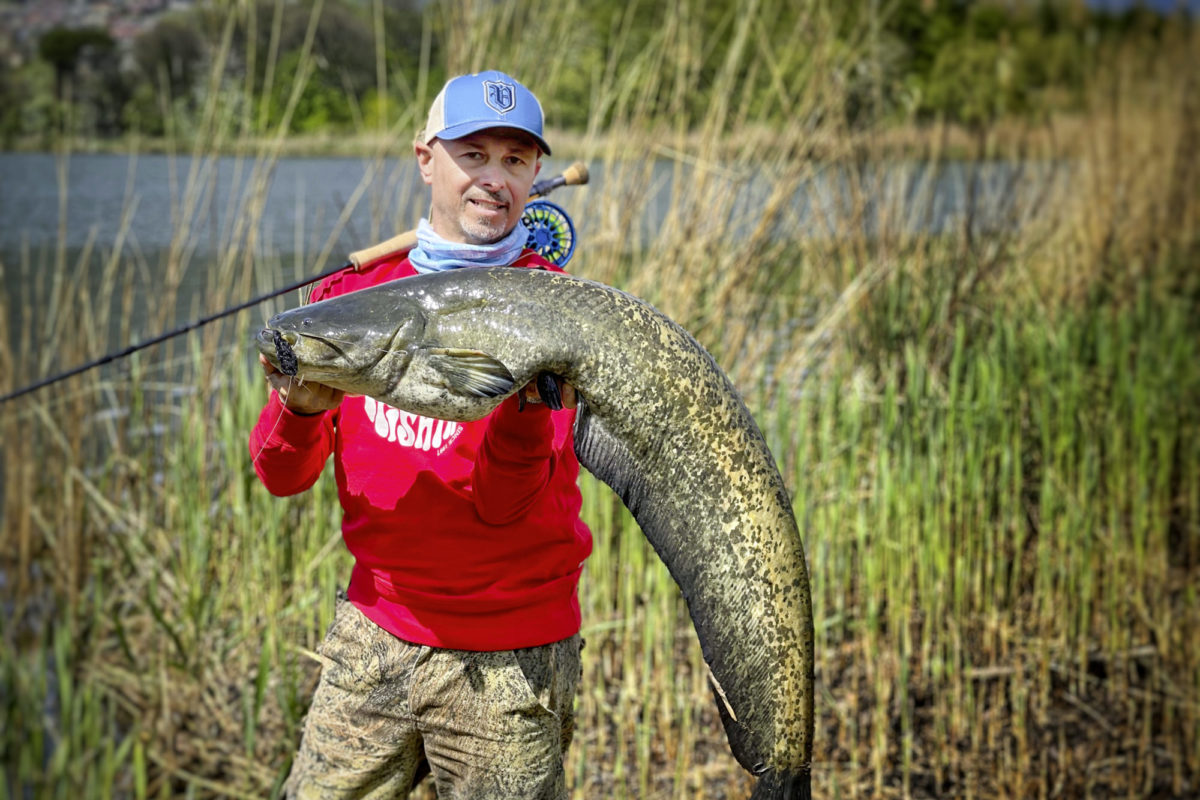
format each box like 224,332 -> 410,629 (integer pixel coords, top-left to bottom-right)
248,390 -> 337,496
471,393 -> 560,525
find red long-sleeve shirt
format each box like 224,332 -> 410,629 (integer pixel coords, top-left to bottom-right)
248,251 -> 592,650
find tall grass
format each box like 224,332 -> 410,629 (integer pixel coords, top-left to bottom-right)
3,1 -> 1198,798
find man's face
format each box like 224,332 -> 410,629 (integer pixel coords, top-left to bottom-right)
415,129 -> 542,244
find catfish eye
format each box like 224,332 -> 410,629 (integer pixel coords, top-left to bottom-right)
302,318 -> 313,327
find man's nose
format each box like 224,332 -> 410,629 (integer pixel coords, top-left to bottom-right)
476,163 -> 504,189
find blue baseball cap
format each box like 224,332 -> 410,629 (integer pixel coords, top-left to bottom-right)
421,70 -> 551,155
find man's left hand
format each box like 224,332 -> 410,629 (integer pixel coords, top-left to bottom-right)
521,373 -> 577,410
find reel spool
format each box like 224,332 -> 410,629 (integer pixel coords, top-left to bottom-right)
522,200 -> 576,267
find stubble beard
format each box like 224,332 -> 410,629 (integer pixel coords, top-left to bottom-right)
458,189 -> 517,244
459,214 -> 509,244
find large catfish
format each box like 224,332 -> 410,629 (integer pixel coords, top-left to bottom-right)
256,266 -> 815,799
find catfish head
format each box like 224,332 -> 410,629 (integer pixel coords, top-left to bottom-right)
255,286 -> 518,421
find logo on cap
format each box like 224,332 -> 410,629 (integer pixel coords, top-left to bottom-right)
483,80 -> 516,114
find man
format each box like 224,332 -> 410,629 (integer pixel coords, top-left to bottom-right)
249,70 -> 592,800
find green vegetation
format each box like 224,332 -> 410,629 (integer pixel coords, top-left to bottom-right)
2,0 -> 1198,798
0,0 -> 1195,150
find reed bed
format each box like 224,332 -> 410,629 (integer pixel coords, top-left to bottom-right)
2,1 -> 1198,798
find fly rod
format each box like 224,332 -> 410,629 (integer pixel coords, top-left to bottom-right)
0,162 -> 589,405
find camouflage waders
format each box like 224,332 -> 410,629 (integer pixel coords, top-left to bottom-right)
286,596 -> 582,799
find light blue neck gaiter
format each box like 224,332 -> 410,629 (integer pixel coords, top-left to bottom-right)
409,218 -> 529,273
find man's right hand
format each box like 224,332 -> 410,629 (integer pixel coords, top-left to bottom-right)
259,354 -> 345,415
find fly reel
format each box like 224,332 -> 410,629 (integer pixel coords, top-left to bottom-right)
522,200 -> 576,267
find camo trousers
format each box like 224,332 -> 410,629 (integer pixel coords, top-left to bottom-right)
286,596 -> 582,800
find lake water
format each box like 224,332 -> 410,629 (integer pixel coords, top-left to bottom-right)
0,150 -> 1052,256
0,151 -> 431,260
0,149 -> 1059,391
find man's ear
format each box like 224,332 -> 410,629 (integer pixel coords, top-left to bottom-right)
415,140 -> 435,186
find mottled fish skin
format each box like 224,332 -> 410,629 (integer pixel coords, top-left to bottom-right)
256,268 -> 815,798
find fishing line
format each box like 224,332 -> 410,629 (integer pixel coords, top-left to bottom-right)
250,331 -> 391,467
0,265 -> 345,405
251,372 -> 299,468
1,162 -> 589,406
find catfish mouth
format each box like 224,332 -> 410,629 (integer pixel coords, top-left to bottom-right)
256,327 -> 351,377
255,321 -> 404,383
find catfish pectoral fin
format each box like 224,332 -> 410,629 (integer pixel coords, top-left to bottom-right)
426,348 -> 515,398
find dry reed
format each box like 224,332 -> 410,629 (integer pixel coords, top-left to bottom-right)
1,2 -> 1197,798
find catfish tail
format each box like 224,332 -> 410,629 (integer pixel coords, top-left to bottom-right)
750,769 -> 811,800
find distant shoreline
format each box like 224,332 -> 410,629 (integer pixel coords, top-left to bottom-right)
0,115 -> 1095,163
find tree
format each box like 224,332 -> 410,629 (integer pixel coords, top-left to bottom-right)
133,16 -> 206,106
38,26 -> 116,100
235,0 -> 378,133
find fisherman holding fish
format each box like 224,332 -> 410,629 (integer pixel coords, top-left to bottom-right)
250,71 -> 591,799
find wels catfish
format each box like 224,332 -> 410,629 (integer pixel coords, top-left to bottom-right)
256,267 -> 815,799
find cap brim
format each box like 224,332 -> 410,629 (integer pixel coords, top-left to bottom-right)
435,120 -> 551,156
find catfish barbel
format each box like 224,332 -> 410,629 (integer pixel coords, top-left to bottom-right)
256,267 -> 815,799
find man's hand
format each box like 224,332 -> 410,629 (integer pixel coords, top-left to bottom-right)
259,354 -> 345,415
521,373 -> 577,410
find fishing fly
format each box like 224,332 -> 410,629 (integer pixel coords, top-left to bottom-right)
272,330 -> 299,377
